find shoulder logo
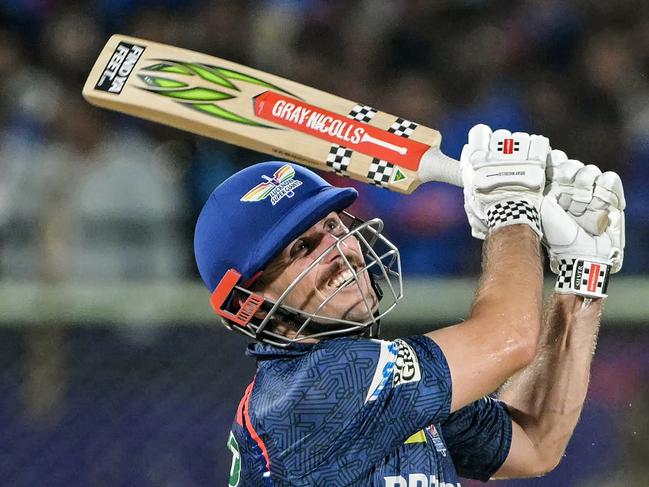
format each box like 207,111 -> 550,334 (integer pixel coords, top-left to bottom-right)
240,164 -> 302,205
393,339 -> 421,386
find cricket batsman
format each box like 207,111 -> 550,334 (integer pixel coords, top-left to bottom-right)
194,124 -> 625,486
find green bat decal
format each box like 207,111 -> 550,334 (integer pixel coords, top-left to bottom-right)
137,60 -> 297,128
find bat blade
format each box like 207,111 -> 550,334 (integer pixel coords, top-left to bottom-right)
82,34 -> 462,193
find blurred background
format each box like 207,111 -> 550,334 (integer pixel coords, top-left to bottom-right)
0,0 -> 647,485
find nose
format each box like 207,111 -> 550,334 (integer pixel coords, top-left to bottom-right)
320,232 -> 345,265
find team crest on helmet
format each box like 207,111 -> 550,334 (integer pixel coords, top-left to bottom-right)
240,164 -> 303,206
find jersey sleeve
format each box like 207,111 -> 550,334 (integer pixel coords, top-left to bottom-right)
441,396 -> 513,481
257,335 -> 453,483
363,335 -> 453,429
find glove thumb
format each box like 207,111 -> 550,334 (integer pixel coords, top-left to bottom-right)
540,197 -> 580,247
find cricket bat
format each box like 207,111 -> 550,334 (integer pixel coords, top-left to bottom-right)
82,34 -> 462,193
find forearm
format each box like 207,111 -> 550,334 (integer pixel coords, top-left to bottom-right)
428,225 -> 544,411
498,293 -> 602,468
470,225 -> 544,350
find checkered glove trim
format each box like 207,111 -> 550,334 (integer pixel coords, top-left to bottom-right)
555,258 -> 610,298
486,200 -> 541,236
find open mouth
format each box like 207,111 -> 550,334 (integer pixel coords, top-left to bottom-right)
327,268 -> 355,290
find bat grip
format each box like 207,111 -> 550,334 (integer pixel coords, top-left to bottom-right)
418,148 -> 463,187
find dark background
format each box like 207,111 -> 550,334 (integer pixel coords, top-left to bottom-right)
0,0 -> 647,485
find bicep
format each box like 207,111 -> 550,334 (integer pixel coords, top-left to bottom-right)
427,318 -> 533,413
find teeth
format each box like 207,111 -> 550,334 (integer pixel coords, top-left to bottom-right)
330,269 -> 354,288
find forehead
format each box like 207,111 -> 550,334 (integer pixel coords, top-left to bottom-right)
282,211 -> 340,250
258,211 -> 340,277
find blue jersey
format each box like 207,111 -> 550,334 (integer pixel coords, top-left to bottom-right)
226,336 -> 512,486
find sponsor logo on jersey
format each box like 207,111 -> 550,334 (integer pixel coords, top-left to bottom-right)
227,431 -> 241,487
384,474 -> 461,487
404,430 -> 427,444
426,425 -> 447,457
95,42 -> 145,94
366,339 -> 421,402
240,164 -> 302,205
393,339 -> 421,386
365,340 -> 398,402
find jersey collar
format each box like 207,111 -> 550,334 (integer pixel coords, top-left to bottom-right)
246,342 -> 314,360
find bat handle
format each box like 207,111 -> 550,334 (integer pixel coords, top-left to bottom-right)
418,147 -> 463,187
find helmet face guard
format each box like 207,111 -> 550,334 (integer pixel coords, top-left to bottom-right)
210,213 -> 403,347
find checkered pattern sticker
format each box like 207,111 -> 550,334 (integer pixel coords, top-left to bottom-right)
388,118 -> 418,137
555,258 -> 610,298
326,145 -> 353,174
364,117 -> 418,187
486,200 -> 541,235
555,259 -> 575,291
348,104 -> 377,123
367,159 -> 394,185
325,105 -> 378,174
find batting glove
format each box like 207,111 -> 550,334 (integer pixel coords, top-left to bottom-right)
541,151 -> 625,298
461,124 -> 549,239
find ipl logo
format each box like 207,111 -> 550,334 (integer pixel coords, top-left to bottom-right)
240,164 -> 303,206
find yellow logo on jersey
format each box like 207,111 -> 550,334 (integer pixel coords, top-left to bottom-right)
404,430 -> 427,444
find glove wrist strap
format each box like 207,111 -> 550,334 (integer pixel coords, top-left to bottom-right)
486,199 -> 542,237
555,258 -> 611,298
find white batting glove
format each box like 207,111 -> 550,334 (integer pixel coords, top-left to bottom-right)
461,124 -> 549,239
541,151 -> 625,298
545,149 -> 626,235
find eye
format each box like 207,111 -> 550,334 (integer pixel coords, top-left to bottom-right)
290,239 -> 309,257
325,217 -> 346,235
326,219 -> 339,231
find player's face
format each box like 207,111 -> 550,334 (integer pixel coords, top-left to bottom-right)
259,212 -> 378,324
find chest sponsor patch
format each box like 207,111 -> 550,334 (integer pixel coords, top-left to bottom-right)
384,474 -> 460,487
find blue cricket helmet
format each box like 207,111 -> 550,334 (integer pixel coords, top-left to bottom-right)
194,161 -> 358,292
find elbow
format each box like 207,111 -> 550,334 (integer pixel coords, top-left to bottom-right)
507,320 -> 540,372
471,307 -> 541,372
519,329 -> 539,367
533,452 -> 565,477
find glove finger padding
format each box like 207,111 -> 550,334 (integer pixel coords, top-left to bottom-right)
570,164 -> 602,215
546,154 -> 584,210
467,123 -> 491,154
606,209 -> 625,273
546,157 -> 624,237
594,171 -> 626,210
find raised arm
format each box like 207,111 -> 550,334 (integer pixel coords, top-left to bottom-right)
494,152 -> 626,477
428,125 -> 548,413
428,225 -> 542,413
495,294 -> 602,476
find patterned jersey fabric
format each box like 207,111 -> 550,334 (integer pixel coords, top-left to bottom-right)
226,336 -> 512,486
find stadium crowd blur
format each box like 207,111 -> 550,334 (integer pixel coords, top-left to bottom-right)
1,0 -> 648,281
1,1 -> 648,486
